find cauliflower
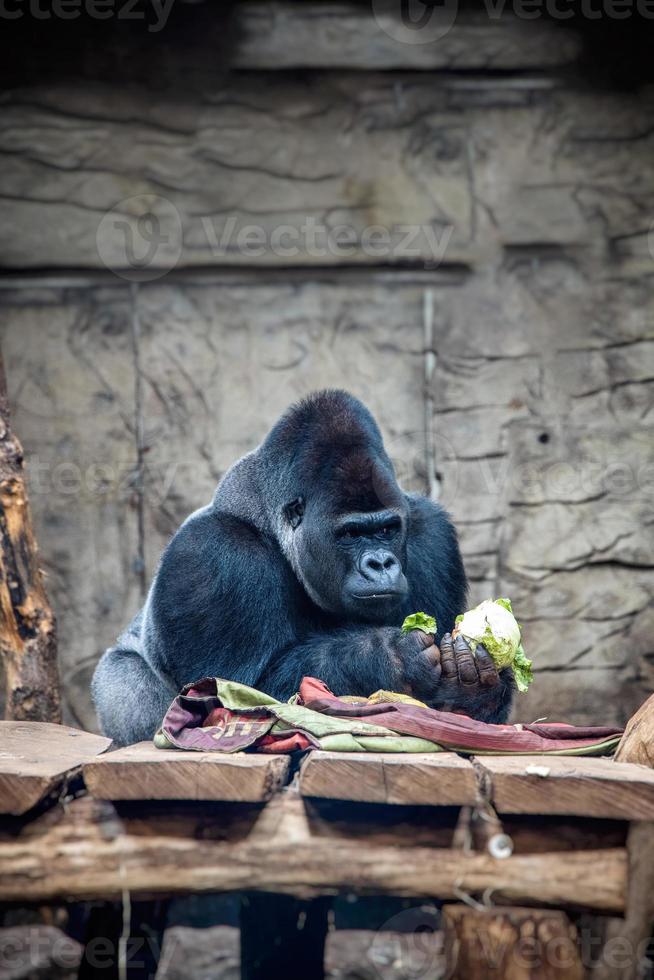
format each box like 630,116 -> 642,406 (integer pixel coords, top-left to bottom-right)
453,597 -> 533,693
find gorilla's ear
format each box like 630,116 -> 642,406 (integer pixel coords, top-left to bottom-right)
285,496 -> 305,529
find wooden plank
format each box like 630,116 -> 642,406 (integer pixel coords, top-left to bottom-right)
0,721 -> 110,815
476,755 -> 654,820
83,742 -> 290,803
0,793 -> 627,911
299,751 -> 477,805
234,4 -> 582,70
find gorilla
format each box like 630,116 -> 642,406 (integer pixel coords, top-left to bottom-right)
93,391 -> 513,744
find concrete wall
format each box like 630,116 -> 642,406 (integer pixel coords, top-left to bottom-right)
1,4 -> 653,729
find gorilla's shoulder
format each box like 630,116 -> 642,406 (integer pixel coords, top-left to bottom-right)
406,494 -> 458,545
157,504 -> 272,583
404,494 -> 467,625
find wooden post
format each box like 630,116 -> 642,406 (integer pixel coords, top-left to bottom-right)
0,350 -> 60,722
592,822 -> 654,980
442,904 -> 585,980
614,694 -> 654,768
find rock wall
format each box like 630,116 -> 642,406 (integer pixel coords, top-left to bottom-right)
0,4 -> 652,729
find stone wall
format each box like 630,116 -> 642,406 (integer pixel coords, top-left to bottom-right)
1,3 -> 652,729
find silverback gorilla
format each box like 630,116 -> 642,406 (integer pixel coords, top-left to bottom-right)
93,391 -> 513,744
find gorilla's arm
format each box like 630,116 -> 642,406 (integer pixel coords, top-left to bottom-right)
257,625 -> 443,704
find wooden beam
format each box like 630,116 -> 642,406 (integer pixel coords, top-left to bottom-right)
0,793 -> 627,911
83,743 -> 290,803
592,822 -> 654,980
0,721 -> 110,815
299,751 -> 477,805
234,4 -> 582,70
0,353 -> 60,723
475,755 -> 654,820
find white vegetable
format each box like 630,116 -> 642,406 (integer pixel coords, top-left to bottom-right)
453,597 -> 533,693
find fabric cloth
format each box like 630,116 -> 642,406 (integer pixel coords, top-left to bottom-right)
154,676 -> 623,756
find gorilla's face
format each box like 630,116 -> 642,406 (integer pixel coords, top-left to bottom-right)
282,450 -> 409,622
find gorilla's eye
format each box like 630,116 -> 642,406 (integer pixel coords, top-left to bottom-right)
285,497 -> 305,529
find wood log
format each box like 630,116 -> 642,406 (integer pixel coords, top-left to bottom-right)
299,751 -> 477,805
0,720 -> 110,815
0,353 -> 60,723
442,904 -> 585,979
0,793 -> 627,910
84,742 -> 290,803
592,822 -> 654,980
614,695 -> 654,768
474,755 -> 654,820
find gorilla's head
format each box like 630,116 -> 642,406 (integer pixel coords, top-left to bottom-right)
262,391 -> 410,622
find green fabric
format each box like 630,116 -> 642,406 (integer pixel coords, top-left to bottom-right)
164,678 -> 622,756
465,736 -> 622,757
219,680 -> 417,741
215,679 -> 281,709
318,734 -> 444,753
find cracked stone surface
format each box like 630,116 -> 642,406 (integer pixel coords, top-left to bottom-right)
1,14 -> 653,730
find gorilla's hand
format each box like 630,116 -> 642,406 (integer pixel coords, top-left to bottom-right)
428,632 -> 514,723
390,628 -> 443,702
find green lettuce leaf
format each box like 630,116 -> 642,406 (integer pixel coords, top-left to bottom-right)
401,612 -> 437,635
512,642 -> 534,694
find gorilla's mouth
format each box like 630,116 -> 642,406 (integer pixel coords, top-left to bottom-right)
352,591 -> 401,601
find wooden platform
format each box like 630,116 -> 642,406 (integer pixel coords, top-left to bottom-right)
299,750 -> 654,820
0,721 -> 110,815
2,723 -> 654,918
84,742 -> 290,803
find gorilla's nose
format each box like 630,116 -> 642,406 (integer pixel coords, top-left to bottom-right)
359,550 -> 401,587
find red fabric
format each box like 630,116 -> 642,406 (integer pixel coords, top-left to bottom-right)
258,732 -> 313,752
297,677 -> 622,754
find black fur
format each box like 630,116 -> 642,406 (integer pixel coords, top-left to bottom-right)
92,391 -> 513,744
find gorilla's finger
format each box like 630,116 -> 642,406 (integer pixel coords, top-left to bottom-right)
402,650 -> 442,700
411,630 -> 435,651
453,635 -> 479,686
475,644 -> 500,687
422,641 -> 440,669
439,633 -> 459,680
